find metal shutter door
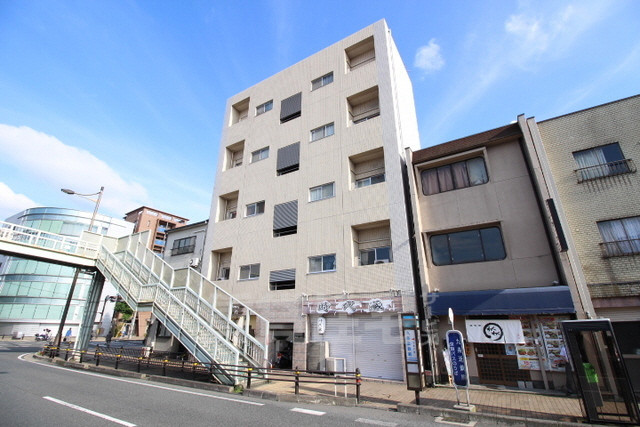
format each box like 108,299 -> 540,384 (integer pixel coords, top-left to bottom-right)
276,142 -> 300,173
280,92 -> 302,122
273,200 -> 298,231
596,307 -> 640,322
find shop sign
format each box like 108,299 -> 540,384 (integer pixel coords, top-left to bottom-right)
465,319 -> 525,344
305,296 -> 401,315
446,330 -> 469,387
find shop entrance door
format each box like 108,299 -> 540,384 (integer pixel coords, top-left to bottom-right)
474,343 -> 531,387
562,320 -> 639,425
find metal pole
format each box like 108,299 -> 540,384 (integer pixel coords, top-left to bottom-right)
88,186 -> 104,233
54,268 -> 80,349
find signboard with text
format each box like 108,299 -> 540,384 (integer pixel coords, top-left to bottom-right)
446,330 -> 469,388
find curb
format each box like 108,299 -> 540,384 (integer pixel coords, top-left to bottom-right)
31,354 -> 583,425
398,403 -> 584,426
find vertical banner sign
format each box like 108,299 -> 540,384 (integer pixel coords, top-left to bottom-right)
446,330 -> 469,388
401,313 -> 424,391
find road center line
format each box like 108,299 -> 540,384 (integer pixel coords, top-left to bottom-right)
355,418 -> 398,426
290,407 -> 326,416
20,354 -> 263,406
43,396 -> 136,426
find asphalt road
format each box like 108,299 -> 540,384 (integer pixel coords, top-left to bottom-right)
0,340 -> 466,427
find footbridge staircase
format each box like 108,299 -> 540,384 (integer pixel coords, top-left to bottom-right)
0,221 -> 269,384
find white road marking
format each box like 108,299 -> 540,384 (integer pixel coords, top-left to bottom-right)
43,396 -> 136,426
355,418 -> 398,426
19,354 -> 264,406
434,416 -> 477,426
290,407 -> 326,416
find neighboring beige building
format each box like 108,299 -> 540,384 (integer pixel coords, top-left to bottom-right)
124,206 -> 189,254
201,20 -> 421,379
527,95 -> 640,391
407,123 -> 581,390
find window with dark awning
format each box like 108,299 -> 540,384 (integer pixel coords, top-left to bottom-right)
273,200 -> 298,236
280,92 -> 302,123
270,268 -> 296,290
276,142 -> 300,175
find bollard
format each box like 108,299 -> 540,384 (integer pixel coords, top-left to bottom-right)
64,348 -> 70,361
96,352 -> 102,367
294,367 -> 300,395
137,357 -> 143,373
192,362 -> 198,380
247,367 -> 253,389
163,359 -> 168,376
79,350 -> 85,364
355,368 -> 361,404
115,354 -> 121,370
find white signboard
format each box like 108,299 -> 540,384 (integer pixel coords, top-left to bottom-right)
465,319 -> 525,344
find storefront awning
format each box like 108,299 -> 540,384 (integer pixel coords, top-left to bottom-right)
428,285 -> 575,316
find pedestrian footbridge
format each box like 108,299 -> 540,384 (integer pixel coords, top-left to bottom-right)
0,220 -> 269,384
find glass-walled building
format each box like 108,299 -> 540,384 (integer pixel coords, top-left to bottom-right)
0,207 -> 133,337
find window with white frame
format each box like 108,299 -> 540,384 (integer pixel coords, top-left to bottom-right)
429,226 -> 506,266
597,216 -> 640,257
245,201 -> 265,217
309,254 -> 336,273
312,72 -> 333,90
351,148 -> 385,189
239,263 -> 260,280
214,250 -> 231,281
356,174 -> 385,188
310,123 -> 334,142
218,192 -> 238,222
251,147 -> 269,163
225,141 -> 244,170
573,142 -> 633,182
256,100 -> 273,116
421,157 -> 488,195
309,182 -> 335,202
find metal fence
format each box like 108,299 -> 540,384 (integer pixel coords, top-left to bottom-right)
41,345 -> 361,403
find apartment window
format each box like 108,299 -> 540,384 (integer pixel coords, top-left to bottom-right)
276,142 -> 300,175
598,216 -> 640,257
214,251 -> 232,281
309,254 -> 336,273
269,269 -> 295,290
230,98 -> 249,125
309,182 -> 335,202
312,72 -> 333,90
356,174 -> 385,188
217,267 -> 230,281
354,222 -> 392,266
430,226 -> 506,266
573,143 -> 634,182
171,236 -> 196,255
225,141 -> 245,170
273,200 -> 298,237
256,100 -> 273,116
350,148 -> 385,189
280,92 -> 302,123
421,157 -> 489,195
345,36 -> 375,70
347,86 -> 379,124
239,263 -> 260,280
310,123 -> 334,142
219,192 -> 238,222
245,201 -> 265,217
251,147 -> 269,163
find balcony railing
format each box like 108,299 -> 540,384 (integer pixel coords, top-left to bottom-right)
575,159 -> 635,183
600,238 -> 640,258
350,107 -> 380,124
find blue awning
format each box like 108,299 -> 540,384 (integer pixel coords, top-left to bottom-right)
428,286 -> 575,316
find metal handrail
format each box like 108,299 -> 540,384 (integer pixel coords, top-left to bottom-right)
0,220 -> 99,257
574,158 -> 635,183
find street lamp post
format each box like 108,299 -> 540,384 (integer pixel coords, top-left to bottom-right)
54,186 -> 105,350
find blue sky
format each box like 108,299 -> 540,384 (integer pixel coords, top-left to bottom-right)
1,1 -> 639,222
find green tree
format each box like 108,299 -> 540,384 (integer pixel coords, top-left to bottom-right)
114,301 -> 134,321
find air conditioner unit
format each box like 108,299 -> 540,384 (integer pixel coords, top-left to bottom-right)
189,258 -> 200,268
374,259 -> 390,264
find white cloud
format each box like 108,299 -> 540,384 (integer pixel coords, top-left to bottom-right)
0,124 -> 149,216
0,182 -> 38,220
414,39 -> 444,73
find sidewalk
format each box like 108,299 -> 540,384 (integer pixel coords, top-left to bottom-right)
251,378 -> 583,424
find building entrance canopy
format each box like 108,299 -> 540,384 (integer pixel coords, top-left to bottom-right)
428,286 -> 575,316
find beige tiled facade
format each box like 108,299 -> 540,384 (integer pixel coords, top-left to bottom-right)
202,20 -> 420,379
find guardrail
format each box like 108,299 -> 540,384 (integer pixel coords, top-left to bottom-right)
41,345 -> 361,402
0,220 -> 99,258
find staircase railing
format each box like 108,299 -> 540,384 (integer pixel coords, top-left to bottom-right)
0,220 -> 99,257
111,233 -> 269,368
